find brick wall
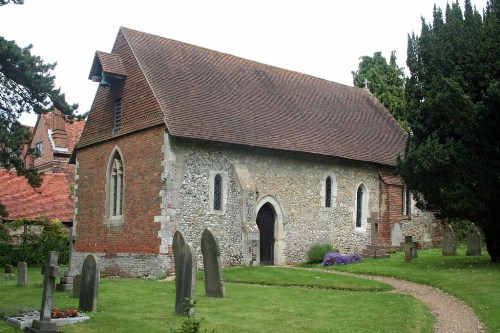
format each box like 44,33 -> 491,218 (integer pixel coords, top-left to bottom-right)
73,125 -> 164,276
379,181 -> 403,246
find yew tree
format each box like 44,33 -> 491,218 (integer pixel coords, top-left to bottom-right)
398,0 -> 500,261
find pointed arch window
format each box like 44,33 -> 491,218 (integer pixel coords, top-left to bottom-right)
105,150 -> 124,225
209,171 -> 227,214
356,186 -> 364,228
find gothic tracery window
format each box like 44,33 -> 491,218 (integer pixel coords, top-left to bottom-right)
109,153 -> 124,218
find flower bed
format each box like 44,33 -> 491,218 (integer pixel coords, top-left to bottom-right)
322,252 -> 362,266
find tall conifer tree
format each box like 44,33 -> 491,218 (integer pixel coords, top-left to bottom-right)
399,0 -> 500,262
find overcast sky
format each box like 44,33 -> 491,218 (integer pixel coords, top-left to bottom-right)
0,0 -> 488,126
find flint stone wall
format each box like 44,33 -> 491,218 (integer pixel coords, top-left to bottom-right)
163,136 -> 386,266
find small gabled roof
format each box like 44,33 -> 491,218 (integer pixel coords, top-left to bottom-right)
88,51 -> 127,81
0,170 -> 73,222
39,110 -> 85,155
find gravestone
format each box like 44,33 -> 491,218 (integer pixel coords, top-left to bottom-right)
18,262 -> 28,287
391,223 -> 404,247
5,264 -> 13,273
172,231 -> 196,316
201,228 -> 225,298
25,251 -> 61,333
404,236 -> 417,262
466,223 -> 481,256
442,224 -> 457,256
79,254 -> 99,312
72,274 -> 81,298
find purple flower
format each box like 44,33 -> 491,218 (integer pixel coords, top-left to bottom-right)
322,252 -> 362,266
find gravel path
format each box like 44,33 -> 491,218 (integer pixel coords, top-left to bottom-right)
326,270 -> 486,333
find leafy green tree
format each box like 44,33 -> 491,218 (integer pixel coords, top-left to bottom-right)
1,15 -> 78,217
352,51 -> 408,129
398,0 -> 500,262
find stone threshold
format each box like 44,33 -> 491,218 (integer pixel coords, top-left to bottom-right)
6,311 -> 90,330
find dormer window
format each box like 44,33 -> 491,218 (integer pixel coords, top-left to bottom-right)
113,98 -> 122,134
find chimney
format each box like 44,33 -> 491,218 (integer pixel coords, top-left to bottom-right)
51,108 -> 68,148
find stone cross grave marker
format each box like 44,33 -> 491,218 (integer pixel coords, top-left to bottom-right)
201,228 -> 225,298
442,224 -> 457,256
18,262 -> 28,287
404,236 -> 417,262
172,231 -> 197,316
24,251 -> 61,333
466,223 -> 481,256
79,254 -> 99,312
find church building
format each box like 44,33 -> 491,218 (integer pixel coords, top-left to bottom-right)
70,27 -> 438,277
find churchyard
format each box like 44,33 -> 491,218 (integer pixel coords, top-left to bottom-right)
0,245 -> 498,333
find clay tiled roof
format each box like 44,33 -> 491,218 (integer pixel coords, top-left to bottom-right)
81,27 -> 408,167
0,170 -> 74,222
88,51 -> 127,80
380,173 -> 403,186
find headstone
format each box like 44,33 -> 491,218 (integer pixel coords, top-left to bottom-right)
18,262 -> 28,287
442,224 -> 457,256
24,251 -> 61,333
201,228 -> 225,298
56,228 -> 77,292
79,254 -> 99,312
391,223 -> 404,247
172,231 -> 196,316
404,236 -> 417,262
72,274 -> 82,298
466,223 -> 481,256
5,264 -> 13,273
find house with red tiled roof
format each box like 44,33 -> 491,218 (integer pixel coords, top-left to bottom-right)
28,108 -> 85,180
70,27 -> 438,277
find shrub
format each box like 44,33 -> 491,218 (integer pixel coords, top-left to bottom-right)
322,252 -> 362,266
306,243 -> 335,264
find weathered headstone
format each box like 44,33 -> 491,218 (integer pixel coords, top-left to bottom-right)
466,223 -> 481,256
18,262 -> 28,287
79,254 -> 99,312
404,236 -> 417,262
172,231 -> 196,316
56,228 -> 78,292
5,264 -> 13,273
24,251 -> 61,333
72,274 -> 82,298
391,223 -> 404,247
201,228 -> 225,298
442,224 -> 457,256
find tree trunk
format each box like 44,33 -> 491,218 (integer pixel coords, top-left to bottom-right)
480,215 -> 500,263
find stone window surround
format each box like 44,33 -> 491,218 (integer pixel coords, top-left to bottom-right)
402,184 -> 412,219
321,172 -> 338,209
103,146 -> 125,226
209,171 -> 228,215
353,182 -> 369,232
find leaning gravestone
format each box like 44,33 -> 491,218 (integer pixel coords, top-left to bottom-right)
201,228 -> 225,298
18,262 -> 28,287
24,251 -> 61,333
5,264 -> 13,273
466,223 -> 481,256
79,254 -> 99,312
172,231 -> 196,316
442,224 -> 457,256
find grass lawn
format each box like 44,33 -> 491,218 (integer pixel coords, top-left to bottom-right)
0,266 -> 432,333
310,246 -> 500,333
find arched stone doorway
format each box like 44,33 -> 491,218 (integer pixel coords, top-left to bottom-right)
256,203 -> 275,265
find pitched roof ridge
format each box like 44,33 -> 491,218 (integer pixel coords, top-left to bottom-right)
119,27 -> 171,133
